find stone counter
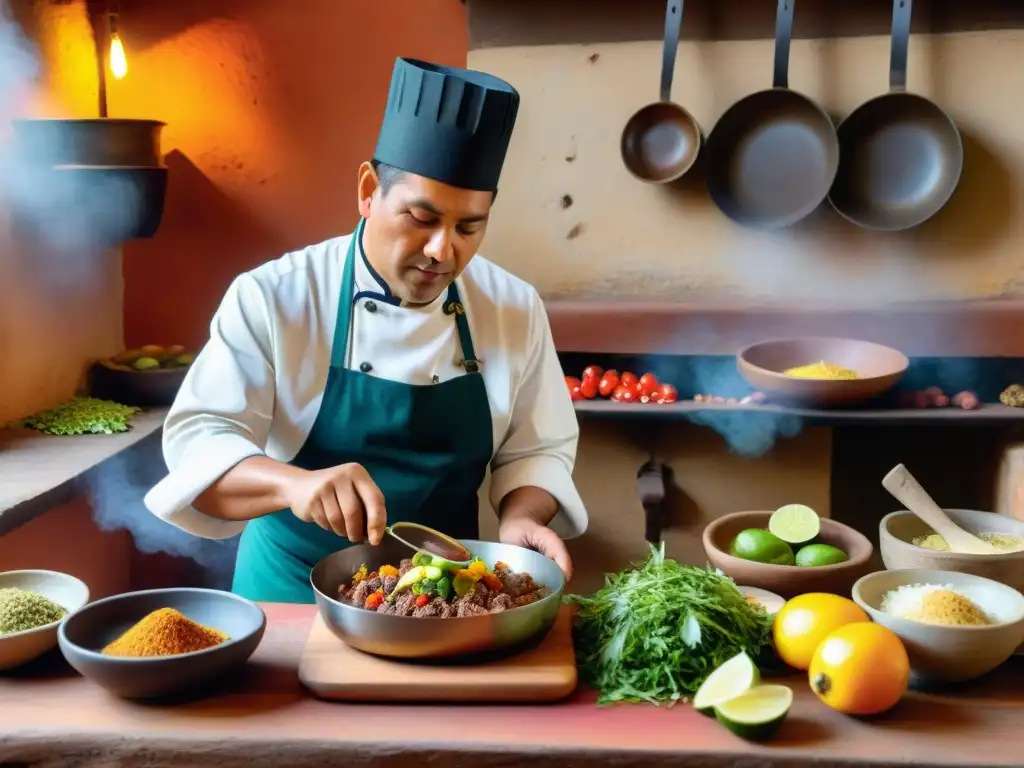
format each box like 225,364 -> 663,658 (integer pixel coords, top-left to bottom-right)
0,603 -> 1021,768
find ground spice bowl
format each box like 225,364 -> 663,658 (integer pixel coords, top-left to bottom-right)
57,587 -> 266,699
0,570 -> 90,672
852,568 -> 1024,687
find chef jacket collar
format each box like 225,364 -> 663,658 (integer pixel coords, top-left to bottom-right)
353,225 -> 451,313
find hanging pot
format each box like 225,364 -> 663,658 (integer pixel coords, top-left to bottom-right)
8,118 -> 168,242
11,118 -> 166,167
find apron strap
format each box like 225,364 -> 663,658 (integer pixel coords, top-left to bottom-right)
330,219 -> 361,369
331,218 -> 481,373
444,283 -> 480,373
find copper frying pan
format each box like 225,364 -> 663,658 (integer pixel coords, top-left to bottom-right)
828,0 -> 963,231
620,0 -> 702,184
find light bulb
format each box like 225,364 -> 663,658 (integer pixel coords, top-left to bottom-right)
109,33 -> 127,80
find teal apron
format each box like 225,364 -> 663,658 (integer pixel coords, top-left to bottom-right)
231,219 -> 493,603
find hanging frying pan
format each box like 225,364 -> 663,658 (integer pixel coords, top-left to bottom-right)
703,0 -> 839,229
828,0 -> 963,231
620,0 -> 702,184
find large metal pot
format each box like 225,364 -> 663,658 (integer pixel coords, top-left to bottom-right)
310,539 -> 565,659
11,118 -> 166,167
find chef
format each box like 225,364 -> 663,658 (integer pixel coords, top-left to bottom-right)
143,57 -> 588,603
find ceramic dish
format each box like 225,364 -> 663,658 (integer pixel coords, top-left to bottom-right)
58,587 -> 266,699
852,568 -> 1024,685
737,337 -> 908,407
703,511 -> 874,599
0,570 -> 90,671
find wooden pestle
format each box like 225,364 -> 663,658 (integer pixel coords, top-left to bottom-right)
882,464 -> 1000,555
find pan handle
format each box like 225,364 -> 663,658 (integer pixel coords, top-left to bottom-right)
771,0 -> 796,90
889,0 -> 913,92
659,0 -> 684,102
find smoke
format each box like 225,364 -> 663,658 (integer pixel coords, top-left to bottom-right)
0,1 -> 146,263
83,437 -> 240,590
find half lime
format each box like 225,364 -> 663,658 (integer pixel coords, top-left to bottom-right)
768,504 -> 820,545
692,651 -> 760,717
714,683 -> 793,741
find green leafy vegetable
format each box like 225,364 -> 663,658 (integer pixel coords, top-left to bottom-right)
10,397 -> 140,436
565,542 -> 773,706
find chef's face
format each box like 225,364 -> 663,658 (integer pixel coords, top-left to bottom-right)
358,162 -> 493,305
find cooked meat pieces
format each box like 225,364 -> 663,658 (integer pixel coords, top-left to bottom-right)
340,558 -> 549,617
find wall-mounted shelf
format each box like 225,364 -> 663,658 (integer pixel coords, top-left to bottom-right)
574,399 -> 1024,425
468,0 -> 1024,51
0,407 -> 168,535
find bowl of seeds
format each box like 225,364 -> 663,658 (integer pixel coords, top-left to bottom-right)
0,570 -> 90,671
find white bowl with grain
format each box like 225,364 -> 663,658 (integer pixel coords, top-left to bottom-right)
0,570 -> 90,671
852,568 -> 1024,686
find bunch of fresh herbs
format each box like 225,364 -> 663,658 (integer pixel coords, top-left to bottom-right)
11,397 -> 140,436
565,542 -> 773,706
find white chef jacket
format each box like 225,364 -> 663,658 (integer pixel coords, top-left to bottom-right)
143,229 -> 588,542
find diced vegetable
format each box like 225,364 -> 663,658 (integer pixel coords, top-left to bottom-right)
482,573 -> 503,591
468,560 -> 488,575
415,594 -> 430,608
436,576 -> 452,600
364,589 -> 384,610
352,564 -> 369,584
387,564 -> 443,601
378,564 -> 400,578
453,569 -> 482,597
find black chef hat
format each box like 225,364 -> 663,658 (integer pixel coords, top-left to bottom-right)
372,57 -> 520,193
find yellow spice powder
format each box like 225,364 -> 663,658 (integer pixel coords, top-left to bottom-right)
913,532 -> 1024,553
903,589 -> 990,627
783,361 -> 859,380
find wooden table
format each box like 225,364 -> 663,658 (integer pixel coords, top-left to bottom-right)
0,603 -> 1021,768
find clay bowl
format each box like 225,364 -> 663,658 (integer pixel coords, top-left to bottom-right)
737,337 -> 908,407
853,568 -> 1024,685
89,360 -> 188,407
703,511 -> 874,599
0,570 -> 90,671
58,588 -> 266,699
880,509 -> 1024,593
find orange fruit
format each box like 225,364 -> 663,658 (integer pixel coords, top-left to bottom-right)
809,621 -> 909,715
772,593 -> 869,670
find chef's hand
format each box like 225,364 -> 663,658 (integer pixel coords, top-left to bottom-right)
286,463 -> 387,544
499,515 -> 573,582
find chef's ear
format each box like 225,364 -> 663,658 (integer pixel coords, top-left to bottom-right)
357,161 -> 378,217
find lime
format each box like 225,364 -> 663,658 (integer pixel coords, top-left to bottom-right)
692,651 -> 760,716
132,356 -> 161,371
714,684 -> 793,741
729,529 -> 795,566
795,543 -> 849,567
768,504 -> 821,545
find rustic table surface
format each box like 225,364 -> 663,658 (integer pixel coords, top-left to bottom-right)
0,603 -> 1020,768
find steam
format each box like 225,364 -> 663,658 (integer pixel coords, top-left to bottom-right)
0,1 -> 145,259
83,438 -> 240,590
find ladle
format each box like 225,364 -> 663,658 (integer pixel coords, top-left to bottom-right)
881,464 -> 1000,555
385,522 -> 473,566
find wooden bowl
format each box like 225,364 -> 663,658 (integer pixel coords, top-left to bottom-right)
0,570 -> 90,671
880,509 -> 1024,593
702,511 -> 875,599
736,337 -> 908,407
89,360 -> 188,407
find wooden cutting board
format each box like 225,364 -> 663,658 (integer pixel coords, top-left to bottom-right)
298,605 -> 578,703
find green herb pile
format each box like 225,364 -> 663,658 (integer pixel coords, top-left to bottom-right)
11,397 -> 141,436
565,542 -> 773,706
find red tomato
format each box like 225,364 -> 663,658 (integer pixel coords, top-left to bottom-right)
639,372 -> 659,396
580,378 -> 599,399
598,371 -> 620,397
565,376 -> 584,401
620,371 -> 638,388
632,380 -> 646,398
656,383 -> 678,404
613,385 -> 636,403
582,365 -> 603,382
